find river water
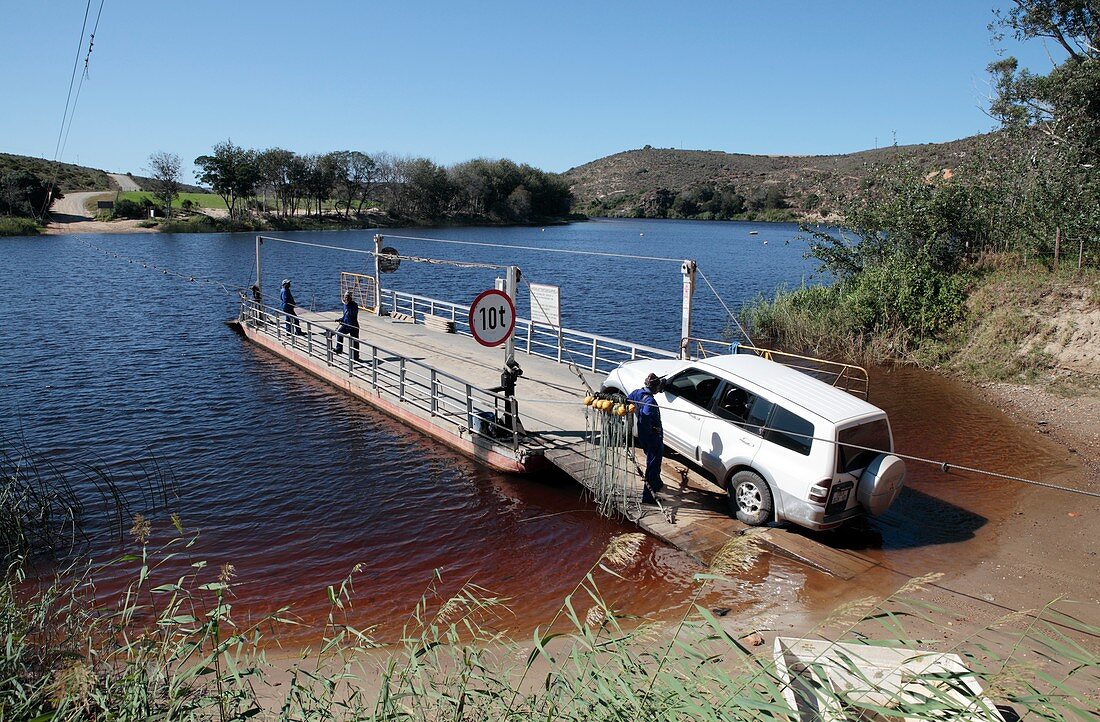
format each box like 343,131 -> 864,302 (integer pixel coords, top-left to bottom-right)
0,219 -> 1075,639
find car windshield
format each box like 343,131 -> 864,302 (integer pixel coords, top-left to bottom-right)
837,419 -> 891,473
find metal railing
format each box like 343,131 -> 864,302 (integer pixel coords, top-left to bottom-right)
239,297 -> 521,449
687,337 -> 870,399
380,288 -> 678,374
339,272 -> 377,312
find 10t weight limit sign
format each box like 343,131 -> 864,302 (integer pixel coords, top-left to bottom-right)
469,289 -> 516,347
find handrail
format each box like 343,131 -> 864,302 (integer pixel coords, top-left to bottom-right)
380,287 -> 677,373
239,297 -> 521,449
687,337 -> 870,400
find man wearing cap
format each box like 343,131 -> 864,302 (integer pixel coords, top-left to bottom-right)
334,290 -> 360,360
627,373 -> 664,504
280,279 -> 303,336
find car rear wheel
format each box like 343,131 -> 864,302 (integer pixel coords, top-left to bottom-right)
727,470 -> 773,526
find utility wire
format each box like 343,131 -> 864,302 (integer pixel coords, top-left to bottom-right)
42,0 -> 94,216
58,0 -> 107,166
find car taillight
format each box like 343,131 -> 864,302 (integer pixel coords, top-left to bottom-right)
809,478 -> 833,504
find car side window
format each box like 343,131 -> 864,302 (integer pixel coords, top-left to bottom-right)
745,396 -> 773,436
714,382 -> 754,424
763,405 -> 814,455
665,369 -> 722,409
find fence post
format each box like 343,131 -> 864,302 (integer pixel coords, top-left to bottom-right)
465,384 -> 474,435
1080,237 -> 1085,270
371,345 -> 378,388
511,397 -> 519,450
307,322 -> 313,356
399,358 -> 406,401
1055,227 -> 1061,266
591,338 -> 598,371
326,331 -> 333,365
430,370 -> 438,416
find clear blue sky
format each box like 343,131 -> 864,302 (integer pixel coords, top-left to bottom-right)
0,1 -> 1064,183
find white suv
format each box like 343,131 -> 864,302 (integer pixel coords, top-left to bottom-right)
602,354 -> 905,531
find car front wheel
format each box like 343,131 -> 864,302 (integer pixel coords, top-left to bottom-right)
727,470 -> 773,526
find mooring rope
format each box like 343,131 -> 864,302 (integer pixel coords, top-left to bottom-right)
519,275 -> 597,395
77,239 -> 239,296
507,396 -> 1100,500
382,233 -> 687,264
255,235 -> 508,270
697,267 -> 754,347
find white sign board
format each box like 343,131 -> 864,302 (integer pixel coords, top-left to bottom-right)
529,283 -> 561,327
469,289 -> 516,347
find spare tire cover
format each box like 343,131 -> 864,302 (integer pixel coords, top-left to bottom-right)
858,454 -> 906,516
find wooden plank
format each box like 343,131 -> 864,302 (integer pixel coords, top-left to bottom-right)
424,315 -> 456,334
753,529 -> 878,580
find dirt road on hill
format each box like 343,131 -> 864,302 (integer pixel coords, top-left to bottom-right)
45,190 -> 156,234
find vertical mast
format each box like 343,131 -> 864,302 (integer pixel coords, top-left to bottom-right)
255,236 -> 263,292
680,259 -> 697,359
373,233 -> 383,315
504,264 -> 518,365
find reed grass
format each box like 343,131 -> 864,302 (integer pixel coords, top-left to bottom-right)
1,443 -> 1096,720
3,522 -> 1097,721
0,436 -> 178,564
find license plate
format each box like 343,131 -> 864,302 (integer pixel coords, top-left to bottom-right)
826,482 -> 853,516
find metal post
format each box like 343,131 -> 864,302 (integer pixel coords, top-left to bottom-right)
371,345 -> 378,388
504,265 -> 518,366
680,259 -> 697,360
255,236 -> 263,294
510,397 -> 519,450
465,384 -> 474,434
399,358 -> 406,400
430,369 -> 438,416
373,233 -> 384,315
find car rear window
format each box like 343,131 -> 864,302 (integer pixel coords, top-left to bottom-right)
764,405 -> 814,456
837,419 -> 892,473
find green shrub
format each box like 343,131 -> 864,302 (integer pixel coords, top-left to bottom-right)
0,217 -> 40,236
110,199 -> 148,220
744,253 -> 968,362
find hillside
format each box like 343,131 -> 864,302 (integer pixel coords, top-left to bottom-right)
0,153 -> 206,194
564,136 -> 986,221
0,153 -> 114,192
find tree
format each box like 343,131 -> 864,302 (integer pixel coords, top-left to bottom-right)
1,171 -> 53,218
988,0 -> 1100,248
147,151 -> 181,219
331,151 -> 378,218
194,140 -> 259,219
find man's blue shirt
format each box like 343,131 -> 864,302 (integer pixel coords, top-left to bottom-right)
340,300 -> 359,328
627,388 -> 662,438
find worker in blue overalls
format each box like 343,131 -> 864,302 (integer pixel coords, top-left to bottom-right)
280,279 -> 303,336
334,291 -> 359,360
628,373 -> 664,504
